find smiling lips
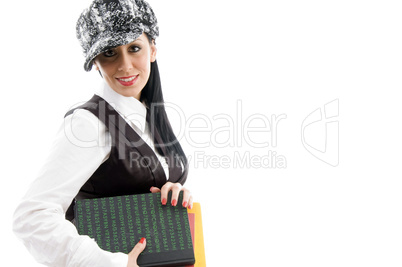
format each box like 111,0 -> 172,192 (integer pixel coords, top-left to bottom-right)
116,75 -> 138,86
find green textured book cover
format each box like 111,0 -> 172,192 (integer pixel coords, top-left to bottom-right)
74,192 -> 195,267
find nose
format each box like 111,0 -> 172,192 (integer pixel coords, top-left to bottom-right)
117,51 -> 133,72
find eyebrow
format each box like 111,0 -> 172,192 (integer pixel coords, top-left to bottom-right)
132,37 -> 145,43
101,46 -> 117,52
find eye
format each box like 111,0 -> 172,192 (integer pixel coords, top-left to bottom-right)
129,45 -> 141,53
103,49 -> 116,57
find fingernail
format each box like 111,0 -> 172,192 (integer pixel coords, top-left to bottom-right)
171,199 -> 177,206
162,198 -> 167,205
139,237 -> 146,244
182,201 -> 188,208
188,204 -> 192,209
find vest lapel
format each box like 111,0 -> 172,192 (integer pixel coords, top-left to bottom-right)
90,95 -> 168,188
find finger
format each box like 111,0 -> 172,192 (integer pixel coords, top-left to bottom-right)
129,237 -> 146,258
127,238 -> 146,266
150,186 -> 161,193
187,195 -> 194,209
181,188 -> 191,208
169,183 -> 182,207
160,182 -> 173,205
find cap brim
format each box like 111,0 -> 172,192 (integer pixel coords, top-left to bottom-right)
84,30 -> 143,72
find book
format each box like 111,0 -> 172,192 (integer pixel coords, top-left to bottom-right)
74,192 -> 195,267
186,203 -> 206,267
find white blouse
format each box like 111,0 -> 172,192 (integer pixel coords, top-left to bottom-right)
13,82 -> 169,267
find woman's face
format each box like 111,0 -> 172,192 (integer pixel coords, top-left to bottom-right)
94,33 -> 157,99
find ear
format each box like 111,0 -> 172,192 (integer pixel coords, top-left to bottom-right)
93,61 -> 99,71
150,41 -> 157,63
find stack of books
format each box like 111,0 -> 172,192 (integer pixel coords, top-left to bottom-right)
74,192 -> 205,266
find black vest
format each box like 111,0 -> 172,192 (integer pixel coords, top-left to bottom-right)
64,95 -> 186,220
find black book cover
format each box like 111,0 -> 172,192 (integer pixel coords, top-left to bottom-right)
74,192 -> 195,267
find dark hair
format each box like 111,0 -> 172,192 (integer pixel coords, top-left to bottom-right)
140,60 -> 189,184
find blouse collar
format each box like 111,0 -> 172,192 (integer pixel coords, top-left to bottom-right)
95,81 -> 147,134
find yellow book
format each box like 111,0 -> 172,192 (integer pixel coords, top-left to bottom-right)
186,203 -> 206,267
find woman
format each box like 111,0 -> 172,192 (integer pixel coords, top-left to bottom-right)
13,0 -> 192,266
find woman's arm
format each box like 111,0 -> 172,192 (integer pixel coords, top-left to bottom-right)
12,109 -> 128,267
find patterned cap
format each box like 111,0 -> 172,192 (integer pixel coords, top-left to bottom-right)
76,0 -> 159,71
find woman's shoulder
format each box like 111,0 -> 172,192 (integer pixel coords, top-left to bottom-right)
64,106 -> 109,148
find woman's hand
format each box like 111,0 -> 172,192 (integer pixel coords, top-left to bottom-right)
127,238 -> 146,267
150,182 -> 193,209
128,184 -> 191,267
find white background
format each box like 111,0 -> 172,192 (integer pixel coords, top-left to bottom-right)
1,0 -> 402,266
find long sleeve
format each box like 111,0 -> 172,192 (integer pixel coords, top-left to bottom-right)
12,109 -> 128,267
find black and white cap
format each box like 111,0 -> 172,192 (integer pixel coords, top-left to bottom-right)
76,0 -> 159,71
